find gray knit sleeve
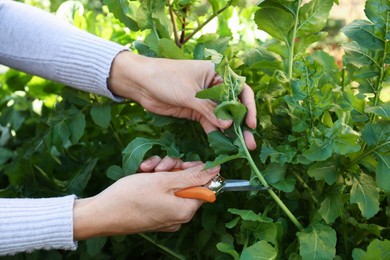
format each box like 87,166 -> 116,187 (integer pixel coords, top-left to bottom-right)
0,0 -> 128,100
0,195 -> 77,255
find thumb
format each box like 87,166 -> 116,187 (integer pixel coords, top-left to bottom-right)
171,164 -> 220,190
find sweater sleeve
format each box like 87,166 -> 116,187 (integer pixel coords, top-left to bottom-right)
0,195 -> 77,256
0,0 -> 128,100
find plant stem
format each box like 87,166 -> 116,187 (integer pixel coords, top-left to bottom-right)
236,126 -> 304,231
179,1 -> 232,46
138,233 -> 185,260
287,0 -> 302,80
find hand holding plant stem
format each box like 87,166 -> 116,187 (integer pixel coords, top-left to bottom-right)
197,50 -> 304,231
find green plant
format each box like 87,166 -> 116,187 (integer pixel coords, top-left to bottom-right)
1,0 -> 389,259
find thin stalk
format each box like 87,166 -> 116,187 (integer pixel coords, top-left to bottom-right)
179,1 -> 232,46
138,233 -> 185,260
236,126 -> 304,231
346,140 -> 390,170
287,0 -> 302,80
169,4 -> 180,46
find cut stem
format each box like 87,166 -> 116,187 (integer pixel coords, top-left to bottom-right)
236,125 -> 304,231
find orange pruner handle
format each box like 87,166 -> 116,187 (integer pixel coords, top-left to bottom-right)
174,187 -> 216,203
169,168 -> 216,203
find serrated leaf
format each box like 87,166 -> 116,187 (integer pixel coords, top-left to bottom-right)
207,131 -> 238,154
376,153 -> 390,192
352,239 -> 390,260
297,223 -> 337,260
350,172 -> 380,219
240,241 -> 277,260
364,0 -> 390,27
341,20 -> 384,50
362,122 -> 390,146
297,0 -> 334,36
307,160 -> 338,185
318,187 -> 343,224
365,102 -> 390,119
90,104 -> 111,128
303,138 -> 332,162
254,6 -> 294,43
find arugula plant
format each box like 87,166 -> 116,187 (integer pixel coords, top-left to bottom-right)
1,0 -> 390,259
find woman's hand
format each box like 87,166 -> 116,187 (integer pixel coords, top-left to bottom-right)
108,52 -> 257,150
73,157 -> 219,240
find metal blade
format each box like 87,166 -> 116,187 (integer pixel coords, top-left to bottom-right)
222,180 -> 270,192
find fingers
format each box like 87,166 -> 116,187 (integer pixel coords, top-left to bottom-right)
139,156 -> 183,172
240,84 -> 257,130
169,164 -> 220,190
243,129 -> 257,150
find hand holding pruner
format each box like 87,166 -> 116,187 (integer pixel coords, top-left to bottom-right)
174,172 -> 269,203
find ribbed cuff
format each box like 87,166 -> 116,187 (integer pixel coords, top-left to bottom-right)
54,29 -> 128,101
0,195 -> 77,256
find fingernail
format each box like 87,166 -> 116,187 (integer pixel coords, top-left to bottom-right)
202,165 -> 220,174
218,119 -> 232,128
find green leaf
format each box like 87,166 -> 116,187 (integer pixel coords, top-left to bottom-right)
307,160 -> 338,185
158,38 -> 187,59
106,165 -> 123,181
341,20 -> 384,50
204,153 -> 243,169
240,241 -> 277,260
68,110 -> 86,144
216,242 -> 239,260
365,102 -> 390,119
362,122 -> 390,146
224,66 -> 246,98
204,48 -> 223,64
0,147 -> 13,164
207,131 -> 238,154
228,208 -> 272,223
364,0 -> 390,27
327,120 -> 361,155
297,0 -> 335,36
90,103 -> 111,128
303,138 -> 332,162
66,158 -> 98,195
103,0 -> 139,31
86,237 -> 107,257
376,153 -> 390,192
195,84 -> 229,102
297,223 -> 337,260
352,239 -> 390,260
350,172 -> 380,219
254,6 -> 294,43
214,101 -> 247,125
122,135 -> 181,174
318,187 -> 344,224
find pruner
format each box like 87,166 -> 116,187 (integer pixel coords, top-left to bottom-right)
174,174 -> 270,203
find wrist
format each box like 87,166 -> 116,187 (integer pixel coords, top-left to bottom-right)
73,197 -> 102,240
108,51 -> 150,102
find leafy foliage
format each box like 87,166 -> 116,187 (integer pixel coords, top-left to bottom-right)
1,0 -> 390,259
